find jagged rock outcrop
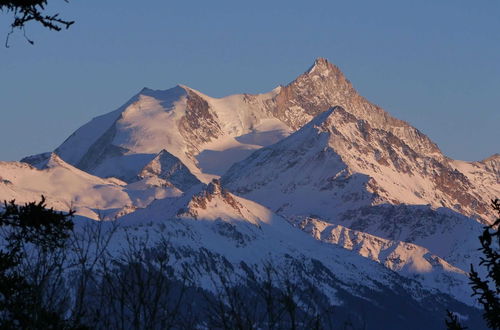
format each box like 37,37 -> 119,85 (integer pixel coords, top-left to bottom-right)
266,58 -> 441,157
177,179 -> 245,221
138,149 -> 201,191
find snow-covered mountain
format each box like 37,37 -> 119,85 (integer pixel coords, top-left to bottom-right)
223,104 -> 496,223
33,58 -> 496,222
221,105 -> 492,254
50,84 -> 290,183
99,180 -> 483,328
2,58 -> 498,328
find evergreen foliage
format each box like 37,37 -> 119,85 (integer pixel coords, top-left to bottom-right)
445,310 -> 467,330
0,196 -> 83,329
469,199 -> 500,329
446,198 -> 500,330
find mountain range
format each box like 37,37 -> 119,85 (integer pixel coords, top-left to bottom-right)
1,58 -> 498,329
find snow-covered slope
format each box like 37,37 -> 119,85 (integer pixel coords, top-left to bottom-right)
221,106 -> 492,276
48,85 -> 289,183
89,179 -> 489,328
296,216 -> 469,302
328,204 -> 485,271
110,181 -> 479,317
1,153 -> 183,220
57,86 -> 194,182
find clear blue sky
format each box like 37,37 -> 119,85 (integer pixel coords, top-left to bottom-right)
1,0 -> 499,161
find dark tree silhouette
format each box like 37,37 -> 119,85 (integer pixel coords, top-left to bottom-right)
0,196 -> 83,328
469,199 -> 500,329
446,198 -> 500,330
204,260 -> 337,330
0,0 -> 73,46
445,310 -> 467,330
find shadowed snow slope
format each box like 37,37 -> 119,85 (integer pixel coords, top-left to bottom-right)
99,180 -> 484,329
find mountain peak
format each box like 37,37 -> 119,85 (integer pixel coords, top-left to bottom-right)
307,106 -> 345,127
306,57 -> 336,74
178,178 -> 243,220
269,58 -> 355,130
138,85 -> 187,100
138,149 -> 201,191
20,152 -> 67,169
481,153 -> 500,163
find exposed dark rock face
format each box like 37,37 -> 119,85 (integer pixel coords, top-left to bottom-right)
179,90 -> 223,156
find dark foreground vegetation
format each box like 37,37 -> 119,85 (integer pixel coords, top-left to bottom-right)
446,199 -> 500,330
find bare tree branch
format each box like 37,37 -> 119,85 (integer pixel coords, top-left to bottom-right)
0,0 -> 74,47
